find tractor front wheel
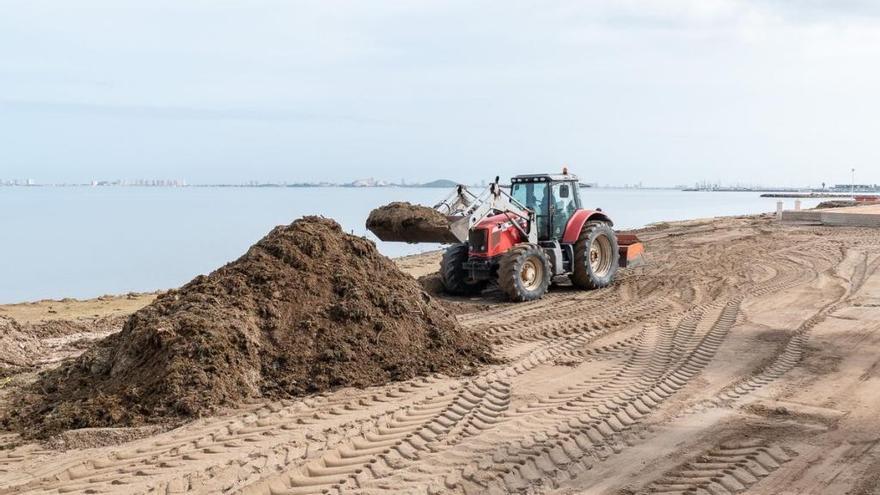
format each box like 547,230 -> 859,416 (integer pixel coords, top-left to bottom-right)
498,244 -> 552,302
440,243 -> 487,295
571,221 -> 620,290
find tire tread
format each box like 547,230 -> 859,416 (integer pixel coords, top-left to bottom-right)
441,243 -> 486,295
571,221 -> 620,289
498,244 -> 551,302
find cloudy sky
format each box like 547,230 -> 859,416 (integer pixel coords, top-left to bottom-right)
1,1 -> 878,187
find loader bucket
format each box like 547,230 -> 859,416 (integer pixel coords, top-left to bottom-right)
366,202 -> 469,244
617,233 -> 645,268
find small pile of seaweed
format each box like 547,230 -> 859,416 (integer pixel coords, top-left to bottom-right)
815,200 -> 858,209
0,316 -> 42,377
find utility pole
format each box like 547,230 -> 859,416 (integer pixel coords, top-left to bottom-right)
851,168 -> 856,197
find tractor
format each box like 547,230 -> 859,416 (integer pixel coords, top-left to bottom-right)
368,169 -> 643,301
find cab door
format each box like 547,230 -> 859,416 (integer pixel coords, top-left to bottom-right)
550,181 -> 579,240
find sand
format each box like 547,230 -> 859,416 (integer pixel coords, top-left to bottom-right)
2,213 -> 880,494
0,293 -> 156,325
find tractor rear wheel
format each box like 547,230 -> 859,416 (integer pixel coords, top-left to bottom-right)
571,221 -> 620,290
498,244 -> 552,302
440,243 -> 487,295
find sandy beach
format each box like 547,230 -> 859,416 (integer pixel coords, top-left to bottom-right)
2,212 -> 879,494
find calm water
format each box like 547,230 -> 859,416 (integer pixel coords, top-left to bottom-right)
0,187 -> 820,303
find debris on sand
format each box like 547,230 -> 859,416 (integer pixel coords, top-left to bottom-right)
418,272 -> 445,296
815,200 -> 858,209
366,202 -> 460,243
4,216 -> 490,438
0,317 -> 42,376
25,316 -> 127,339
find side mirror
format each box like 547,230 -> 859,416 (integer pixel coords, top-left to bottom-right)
559,184 -> 570,198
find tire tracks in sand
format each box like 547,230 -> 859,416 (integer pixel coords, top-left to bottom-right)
5,216 -> 870,495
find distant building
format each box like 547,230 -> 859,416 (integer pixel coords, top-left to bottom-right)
349,177 -> 392,187
832,184 -> 879,192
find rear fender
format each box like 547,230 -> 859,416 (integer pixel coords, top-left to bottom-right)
561,209 -> 613,244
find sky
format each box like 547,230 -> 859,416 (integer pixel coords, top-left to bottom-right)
1,0 -> 879,187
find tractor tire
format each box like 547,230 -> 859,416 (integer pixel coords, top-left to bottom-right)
440,243 -> 487,296
571,221 -> 620,290
498,244 -> 552,302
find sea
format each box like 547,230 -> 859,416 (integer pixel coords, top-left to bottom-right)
0,187 -> 822,304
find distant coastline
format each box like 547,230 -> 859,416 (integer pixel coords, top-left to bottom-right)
4,179 -> 879,193
0,178 -> 468,189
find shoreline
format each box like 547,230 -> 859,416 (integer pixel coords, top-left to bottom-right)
0,210 -> 777,307
1,190 -> 830,304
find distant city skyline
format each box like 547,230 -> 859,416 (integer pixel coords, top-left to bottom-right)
2,1 -> 880,188
1,164 -> 876,190
3,175 -> 877,191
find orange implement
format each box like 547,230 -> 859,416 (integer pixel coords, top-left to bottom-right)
617,233 -> 645,268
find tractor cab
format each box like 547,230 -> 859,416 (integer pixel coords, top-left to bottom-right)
510,172 -> 582,241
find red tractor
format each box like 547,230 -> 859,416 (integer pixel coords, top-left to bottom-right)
368,170 -> 643,301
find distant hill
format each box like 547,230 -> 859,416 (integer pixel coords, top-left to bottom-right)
417,179 -> 459,188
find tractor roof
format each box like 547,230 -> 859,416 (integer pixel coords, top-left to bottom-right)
511,173 -> 579,183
